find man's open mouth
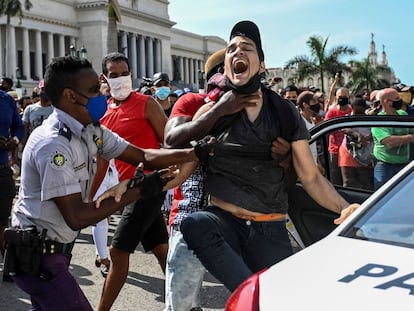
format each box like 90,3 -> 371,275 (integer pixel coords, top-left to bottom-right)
233,60 -> 248,74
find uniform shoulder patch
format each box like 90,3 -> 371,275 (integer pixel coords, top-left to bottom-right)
50,151 -> 68,169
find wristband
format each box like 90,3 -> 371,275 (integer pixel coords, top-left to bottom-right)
191,135 -> 214,162
127,165 -> 164,197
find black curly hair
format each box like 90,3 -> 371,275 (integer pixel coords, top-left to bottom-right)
44,56 -> 93,106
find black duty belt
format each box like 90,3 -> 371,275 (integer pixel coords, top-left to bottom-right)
43,240 -> 75,255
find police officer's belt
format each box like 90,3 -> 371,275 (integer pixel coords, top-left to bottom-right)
43,240 -> 75,255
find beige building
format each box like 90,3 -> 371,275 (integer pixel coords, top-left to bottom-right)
0,0 -> 227,97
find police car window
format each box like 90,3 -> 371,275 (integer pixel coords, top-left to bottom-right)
320,126 -> 375,191
343,168 -> 414,248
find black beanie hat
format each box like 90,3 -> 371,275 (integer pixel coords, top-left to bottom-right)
230,20 -> 264,62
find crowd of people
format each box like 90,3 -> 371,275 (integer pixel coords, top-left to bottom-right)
268,67 -> 414,192
1,19 -> 413,311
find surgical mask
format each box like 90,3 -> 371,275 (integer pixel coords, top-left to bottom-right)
226,71 -> 261,94
74,91 -> 108,125
309,104 -> 321,114
155,86 -> 171,100
337,97 -> 349,106
107,75 -> 132,101
392,99 -> 403,110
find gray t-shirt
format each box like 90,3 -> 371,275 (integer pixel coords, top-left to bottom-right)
22,102 -> 54,133
12,108 -> 128,243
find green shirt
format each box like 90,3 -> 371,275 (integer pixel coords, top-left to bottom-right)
371,110 -> 412,164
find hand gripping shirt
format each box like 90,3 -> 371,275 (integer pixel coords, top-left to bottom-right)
12,108 -> 128,243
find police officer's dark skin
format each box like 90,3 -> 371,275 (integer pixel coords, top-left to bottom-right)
52,67 -> 197,230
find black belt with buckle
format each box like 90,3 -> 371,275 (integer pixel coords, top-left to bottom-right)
43,240 -> 75,255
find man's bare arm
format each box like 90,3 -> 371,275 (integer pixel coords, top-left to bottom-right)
117,144 -> 197,170
164,91 -> 258,148
291,139 -> 358,223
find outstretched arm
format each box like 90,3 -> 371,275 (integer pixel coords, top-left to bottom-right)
291,139 -> 359,224
327,72 -> 341,110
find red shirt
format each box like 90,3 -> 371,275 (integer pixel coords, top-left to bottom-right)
100,92 -> 160,181
325,105 -> 352,154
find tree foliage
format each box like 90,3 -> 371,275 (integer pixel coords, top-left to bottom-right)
285,35 -> 357,92
0,0 -> 32,23
346,58 -> 390,94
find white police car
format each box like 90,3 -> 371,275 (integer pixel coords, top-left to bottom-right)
226,115 -> 414,310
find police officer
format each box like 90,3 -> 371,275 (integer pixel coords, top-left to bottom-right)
8,56 -> 200,311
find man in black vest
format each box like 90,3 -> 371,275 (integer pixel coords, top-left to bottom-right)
174,21 -> 361,293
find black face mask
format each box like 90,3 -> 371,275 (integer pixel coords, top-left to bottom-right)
309,104 -> 321,114
337,97 -> 349,106
392,99 -> 403,110
226,72 -> 261,94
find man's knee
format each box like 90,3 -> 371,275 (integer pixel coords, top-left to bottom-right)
181,213 -> 216,248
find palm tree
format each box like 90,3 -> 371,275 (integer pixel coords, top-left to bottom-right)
107,0 -> 121,53
107,0 -> 138,53
346,58 -> 390,94
285,35 -> 357,93
0,0 -> 33,77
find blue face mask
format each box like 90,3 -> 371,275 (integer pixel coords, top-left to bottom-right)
74,91 -> 108,125
155,86 -> 170,101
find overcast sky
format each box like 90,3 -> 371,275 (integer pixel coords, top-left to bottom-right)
169,0 -> 414,86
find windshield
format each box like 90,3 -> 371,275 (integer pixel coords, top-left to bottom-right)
342,167 -> 414,248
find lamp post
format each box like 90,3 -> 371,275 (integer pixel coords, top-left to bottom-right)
69,43 -> 88,59
15,67 -> 23,99
198,70 -> 205,93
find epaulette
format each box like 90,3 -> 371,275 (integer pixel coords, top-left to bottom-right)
58,122 -> 72,141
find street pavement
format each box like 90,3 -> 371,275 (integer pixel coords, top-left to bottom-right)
0,214 -> 230,311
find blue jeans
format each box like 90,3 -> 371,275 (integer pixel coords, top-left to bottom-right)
164,227 -> 206,311
374,161 -> 406,190
181,206 -> 292,292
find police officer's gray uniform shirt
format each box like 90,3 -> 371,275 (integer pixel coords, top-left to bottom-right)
12,108 -> 128,243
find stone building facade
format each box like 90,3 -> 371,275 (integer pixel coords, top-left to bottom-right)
0,0 -> 227,96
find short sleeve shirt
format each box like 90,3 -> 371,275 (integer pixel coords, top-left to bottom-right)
22,102 -> 54,133
168,93 -> 209,227
325,105 -> 352,154
12,108 -> 128,243
372,110 -> 413,164
205,91 -> 309,214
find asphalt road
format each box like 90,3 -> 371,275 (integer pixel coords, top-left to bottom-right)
0,214 -> 230,311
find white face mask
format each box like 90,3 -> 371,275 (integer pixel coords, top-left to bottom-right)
107,75 -> 132,101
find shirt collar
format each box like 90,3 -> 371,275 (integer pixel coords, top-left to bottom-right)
54,107 -> 84,138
